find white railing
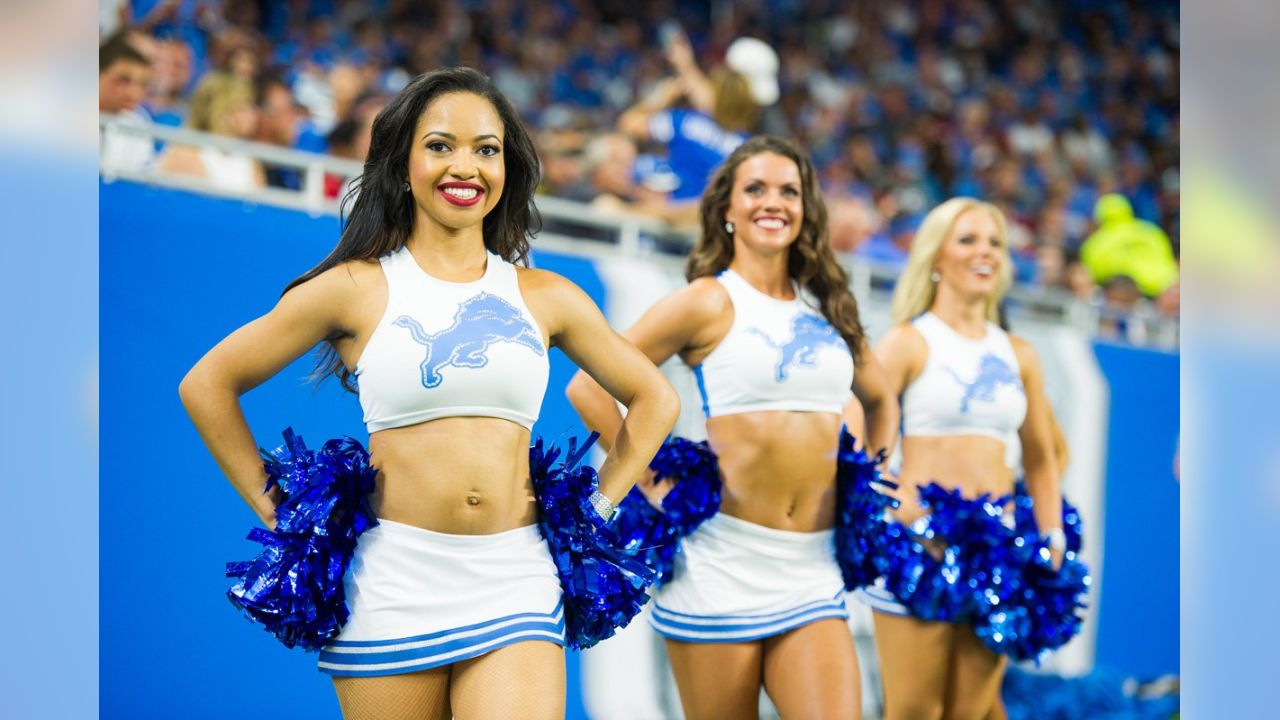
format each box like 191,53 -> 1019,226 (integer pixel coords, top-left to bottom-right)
98,115 -> 1178,349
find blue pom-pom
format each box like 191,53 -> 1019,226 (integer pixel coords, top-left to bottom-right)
877,483 -> 1021,623
530,433 -> 656,650
833,430 -> 899,590
226,428 -> 378,651
1001,666 -> 1179,720
978,483 -> 1091,662
614,437 -> 722,584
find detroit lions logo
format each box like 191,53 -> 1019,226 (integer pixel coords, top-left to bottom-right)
394,292 -> 544,389
749,314 -> 845,382
945,353 -> 1024,414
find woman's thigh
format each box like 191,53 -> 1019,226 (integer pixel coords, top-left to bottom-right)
762,617 -> 861,719
449,640 -> 565,720
872,611 -> 955,720
942,626 -> 1006,720
664,638 -> 764,720
332,667 -> 452,720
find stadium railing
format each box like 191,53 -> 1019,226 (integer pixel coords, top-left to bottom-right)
99,115 -> 1179,349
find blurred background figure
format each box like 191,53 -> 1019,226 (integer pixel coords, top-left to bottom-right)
1082,193 -> 1180,298
618,28 -> 776,217
156,72 -> 264,191
100,32 -> 155,171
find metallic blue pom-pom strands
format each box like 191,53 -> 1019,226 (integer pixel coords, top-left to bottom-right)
834,429 -> 900,591
977,484 -> 1091,662
879,481 -> 1091,662
228,429 -> 659,654
226,428 -> 379,651
529,432 -> 657,650
614,437 -> 722,584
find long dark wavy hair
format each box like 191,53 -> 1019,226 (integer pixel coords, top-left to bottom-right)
686,135 -> 866,363
286,67 -> 542,391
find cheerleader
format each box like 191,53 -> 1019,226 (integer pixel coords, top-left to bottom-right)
568,135 -> 898,719
179,67 -> 679,720
860,198 -> 1075,720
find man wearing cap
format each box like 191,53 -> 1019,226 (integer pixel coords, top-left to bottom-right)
619,31 -> 780,205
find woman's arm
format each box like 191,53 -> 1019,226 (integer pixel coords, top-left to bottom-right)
852,338 -> 901,459
527,270 -> 682,504
617,77 -> 686,141
1011,335 -> 1064,566
565,278 -> 726,452
664,32 -> 714,114
178,266 -> 357,527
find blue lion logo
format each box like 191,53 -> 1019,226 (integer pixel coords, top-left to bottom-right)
394,292 -> 544,389
749,313 -> 845,382
945,353 -> 1024,414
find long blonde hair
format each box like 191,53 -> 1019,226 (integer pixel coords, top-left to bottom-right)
890,198 -> 1012,325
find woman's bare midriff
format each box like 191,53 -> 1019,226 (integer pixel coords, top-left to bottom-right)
367,416 -> 538,535
706,411 -> 844,532
893,434 -> 1016,525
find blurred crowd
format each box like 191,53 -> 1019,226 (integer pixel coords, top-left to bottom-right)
99,0 -> 1180,332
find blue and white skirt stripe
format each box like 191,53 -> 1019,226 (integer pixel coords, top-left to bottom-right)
652,593 -> 848,643
318,603 -> 565,676
317,518 -> 565,677
651,512 -> 848,643
853,578 -> 913,617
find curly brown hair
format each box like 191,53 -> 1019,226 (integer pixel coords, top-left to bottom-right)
685,135 -> 866,363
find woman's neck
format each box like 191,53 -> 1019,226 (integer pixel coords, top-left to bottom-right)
929,292 -> 989,339
405,223 -> 489,281
729,249 -> 793,300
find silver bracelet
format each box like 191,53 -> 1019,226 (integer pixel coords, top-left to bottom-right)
1043,528 -> 1067,552
589,489 -> 619,523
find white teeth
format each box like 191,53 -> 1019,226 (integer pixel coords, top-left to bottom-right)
443,187 -> 478,200
755,218 -> 785,230
972,264 -> 993,276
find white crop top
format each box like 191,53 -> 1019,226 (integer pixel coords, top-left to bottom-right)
901,312 -> 1026,441
355,246 -> 549,432
692,268 -> 854,418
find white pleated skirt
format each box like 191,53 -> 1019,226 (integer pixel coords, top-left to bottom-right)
317,519 -> 565,677
650,513 -> 848,643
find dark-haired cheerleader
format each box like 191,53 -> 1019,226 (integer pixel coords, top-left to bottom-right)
180,66 -> 678,720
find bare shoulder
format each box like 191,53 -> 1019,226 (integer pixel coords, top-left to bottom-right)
682,276 -> 732,315
876,322 -> 927,358
873,322 -> 927,389
516,265 -> 577,292
1007,333 -> 1043,373
286,258 -> 383,301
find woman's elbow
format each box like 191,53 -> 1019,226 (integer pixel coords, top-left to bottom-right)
565,370 -> 593,408
650,376 -> 682,429
177,366 -> 206,415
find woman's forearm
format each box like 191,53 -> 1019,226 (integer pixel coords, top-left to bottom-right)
862,394 -> 900,460
566,370 -> 626,451
1026,465 -> 1064,534
592,381 -> 680,503
179,371 -> 279,527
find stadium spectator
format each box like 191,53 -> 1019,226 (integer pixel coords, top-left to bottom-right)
1081,193 -> 1179,297
618,31 -> 770,204
100,32 -> 156,172
157,72 -> 265,191
99,0 -> 1179,309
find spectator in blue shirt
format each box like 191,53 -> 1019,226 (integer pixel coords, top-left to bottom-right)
617,32 -> 771,205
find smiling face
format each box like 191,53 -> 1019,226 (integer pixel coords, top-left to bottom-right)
723,151 -> 804,257
933,207 -> 1007,300
407,91 -> 506,235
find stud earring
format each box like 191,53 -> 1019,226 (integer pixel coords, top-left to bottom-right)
403,181 -> 411,192
725,221 -> 735,234
931,270 -> 941,282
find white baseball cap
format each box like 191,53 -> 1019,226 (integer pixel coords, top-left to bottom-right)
725,37 -> 780,106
